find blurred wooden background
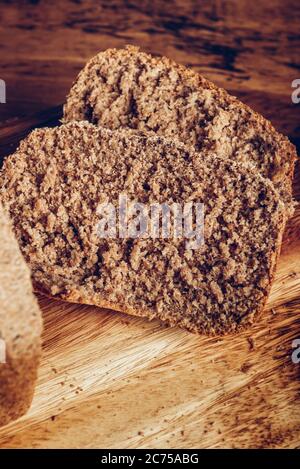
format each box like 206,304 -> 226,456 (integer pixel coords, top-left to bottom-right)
0,0 -> 299,449
0,0 -> 299,149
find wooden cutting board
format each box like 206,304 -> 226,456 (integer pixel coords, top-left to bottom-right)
0,109 -> 299,449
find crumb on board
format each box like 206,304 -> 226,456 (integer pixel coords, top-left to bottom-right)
247,336 -> 256,351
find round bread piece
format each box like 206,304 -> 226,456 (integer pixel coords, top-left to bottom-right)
0,122 -> 286,335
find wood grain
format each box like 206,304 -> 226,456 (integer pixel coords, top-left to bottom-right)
0,0 -> 299,449
0,0 -> 299,146
0,108 -> 299,449
0,270 -> 299,449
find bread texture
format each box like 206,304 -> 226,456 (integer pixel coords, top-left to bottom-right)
63,46 -> 297,212
0,204 -> 42,427
0,122 -> 286,335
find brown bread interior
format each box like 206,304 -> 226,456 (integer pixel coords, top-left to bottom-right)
0,122 -> 286,335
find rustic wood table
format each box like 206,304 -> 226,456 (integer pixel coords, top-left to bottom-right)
0,0 -> 299,449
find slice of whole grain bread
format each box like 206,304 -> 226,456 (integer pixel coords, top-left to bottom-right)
0,204 -> 42,427
0,122 -> 286,335
63,46 -> 297,213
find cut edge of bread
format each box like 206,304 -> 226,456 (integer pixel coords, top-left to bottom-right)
2,121 -> 288,335
0,204 -> 43,427
34,177 -> 286,336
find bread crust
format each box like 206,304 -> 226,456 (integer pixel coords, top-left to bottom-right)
0,205 -> 42,427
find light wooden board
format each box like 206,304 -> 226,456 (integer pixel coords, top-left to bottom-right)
0,110 -> 299,449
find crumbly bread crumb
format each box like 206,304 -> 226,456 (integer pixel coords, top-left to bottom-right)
0,204 -> 42,427
0,122 -> 286,335
63,46 -> 297,212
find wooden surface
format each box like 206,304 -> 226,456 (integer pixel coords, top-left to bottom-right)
0,0 -> 299,449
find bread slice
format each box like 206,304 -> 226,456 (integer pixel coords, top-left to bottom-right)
63,46 -> 296,212
0,204 -> 42,427
0,122 -> 286,335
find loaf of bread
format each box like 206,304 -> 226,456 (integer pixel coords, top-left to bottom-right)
63,46 -> 296,212
0,122 -> 286,335
0,204 -> 42,427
